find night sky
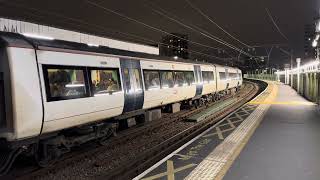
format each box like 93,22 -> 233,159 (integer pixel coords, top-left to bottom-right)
0,0 -> 318,66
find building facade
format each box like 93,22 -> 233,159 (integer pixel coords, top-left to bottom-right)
159,33 -> 189,59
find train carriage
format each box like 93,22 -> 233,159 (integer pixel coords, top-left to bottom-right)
0,32 -> 242,171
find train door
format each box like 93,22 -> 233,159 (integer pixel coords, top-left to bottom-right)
194,65 -> 203,97
120,59 -> 144,113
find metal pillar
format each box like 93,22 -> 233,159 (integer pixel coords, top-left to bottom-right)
285,68 -> 290,85
296,58 -> 301,93
290,51 -> 294,87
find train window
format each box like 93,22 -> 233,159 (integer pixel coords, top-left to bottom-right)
219,72 -> 226,80
90,68 -> 121,95
160,71 -> 174,88
144,70 -> 160,90
174,71 -> 186,87
184,71 -> 195,85
202,71 -> 214,83
229,73 -> 238,80
238,73 -> 242,80
43,66 -> 88,101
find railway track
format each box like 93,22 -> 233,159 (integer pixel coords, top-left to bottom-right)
5,80 -> 262,180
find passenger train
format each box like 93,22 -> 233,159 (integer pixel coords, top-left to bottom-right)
0,32 -> 242,168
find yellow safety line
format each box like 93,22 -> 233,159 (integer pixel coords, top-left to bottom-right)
248,101 -> 316,106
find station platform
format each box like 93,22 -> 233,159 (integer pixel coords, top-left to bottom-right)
224,83 -> 320,180
134,81 -> 320,180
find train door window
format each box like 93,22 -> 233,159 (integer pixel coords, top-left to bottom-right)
43,66 -> 89,101
143,70 -> 160,90
174,71 -> 186,87
90,68 -> 121,95
123,68 -> 131,93
160,71 -> 174,88
184,71 -> 195,85
219,72 -> 226,80
133,69 -> 143,92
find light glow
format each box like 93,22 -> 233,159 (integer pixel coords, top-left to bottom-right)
87,43 -> 100,47
173,56 -> 178,60
312,40 -> 318,47
65,84 -> 85,88
22,33 -> 54,40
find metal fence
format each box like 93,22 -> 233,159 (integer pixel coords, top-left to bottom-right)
244,73 -> 277,81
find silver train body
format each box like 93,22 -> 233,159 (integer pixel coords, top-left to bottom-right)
0,32 -> 242,157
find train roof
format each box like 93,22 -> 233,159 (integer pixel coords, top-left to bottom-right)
0,32 -> 240,70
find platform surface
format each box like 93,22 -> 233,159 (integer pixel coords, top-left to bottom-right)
135,82 -> 320,180
224,84 -> 320,180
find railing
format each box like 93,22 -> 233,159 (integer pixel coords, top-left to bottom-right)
244,73 -> 277,81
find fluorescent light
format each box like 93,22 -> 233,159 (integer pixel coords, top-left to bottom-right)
316,34 -> 320,41
65,84 -> 85,88
87,43 -> 99,47
22,33 -> 54,40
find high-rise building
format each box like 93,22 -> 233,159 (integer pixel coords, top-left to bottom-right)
159,33 -> 189,59
304,24 -> 316,59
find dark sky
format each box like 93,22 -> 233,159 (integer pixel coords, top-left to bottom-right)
0,0 -> 318,66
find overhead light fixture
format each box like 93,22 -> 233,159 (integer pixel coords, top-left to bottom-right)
87,43 -> 99,47
316,34 -> 320,41
22,33 -> 54,40
312,40 -> 318,47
